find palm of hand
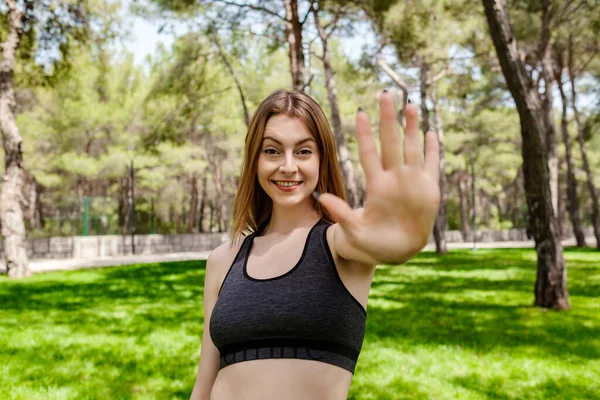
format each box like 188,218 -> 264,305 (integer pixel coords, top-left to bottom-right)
317,93 -> 441,264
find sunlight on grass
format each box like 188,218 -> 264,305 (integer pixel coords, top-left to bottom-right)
1,249 -> 599,399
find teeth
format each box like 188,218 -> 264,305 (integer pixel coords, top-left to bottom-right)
274,181 -> 301,187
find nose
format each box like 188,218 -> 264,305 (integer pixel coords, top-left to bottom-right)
279,151 -> 298,175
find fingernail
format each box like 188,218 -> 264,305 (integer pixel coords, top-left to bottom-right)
312,190 -> 320,201
408,98 -> 413,104
357,107 -> 363,112
383,89 -> 388,93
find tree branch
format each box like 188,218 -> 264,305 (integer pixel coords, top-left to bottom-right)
301,74 -> 315,92
376,53 -> 409,93
213,0 -> 286,22
427,68 -> 447,85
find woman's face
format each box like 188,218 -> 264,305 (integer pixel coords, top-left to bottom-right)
257,114 -> 320,207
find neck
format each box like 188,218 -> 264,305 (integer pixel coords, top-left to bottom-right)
263,201 -> 321,236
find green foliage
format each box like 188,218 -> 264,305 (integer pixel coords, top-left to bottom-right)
4,0 -> 599,237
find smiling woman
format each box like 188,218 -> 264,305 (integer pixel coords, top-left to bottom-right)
189,88 -> 440,400
231,90 -> 348,237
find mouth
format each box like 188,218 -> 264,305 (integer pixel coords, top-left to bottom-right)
271,180 -> 303,190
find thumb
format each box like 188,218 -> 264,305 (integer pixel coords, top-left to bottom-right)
315,191 -> 355,228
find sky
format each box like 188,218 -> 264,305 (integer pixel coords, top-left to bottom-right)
123,4 -> 376,71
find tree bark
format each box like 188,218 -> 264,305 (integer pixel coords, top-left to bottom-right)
198,174 -> 207,233
211,151 -> 224,233
23,171 -> 41,229
419,59 -> 446,254
118,176 -> 131,236
186,174 -> 198,233
431,82 -> 448,253
539,0 -> 559,226
482,0 -> 569,309
0,0 -> 31,277
312,3 -> 360,208
457,172 -> 471,241
284,0 -> 306,91
555,50 -> 586,247
568,36 -> 600,250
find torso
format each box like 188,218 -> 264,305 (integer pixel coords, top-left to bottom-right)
210,221 -> 376,400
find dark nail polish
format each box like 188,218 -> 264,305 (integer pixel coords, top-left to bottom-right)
408,98 -> 413,104
312,190 -> 320,201
357,107 -> 363,112
383,89 -> 388,93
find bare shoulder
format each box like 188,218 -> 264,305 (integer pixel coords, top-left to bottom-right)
210,233 -> 247,265
207,233 -> 248,293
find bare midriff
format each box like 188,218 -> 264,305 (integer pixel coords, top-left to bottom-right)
210,358 -> 353,400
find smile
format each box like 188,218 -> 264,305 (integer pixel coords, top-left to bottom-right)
272,181 -> 303,191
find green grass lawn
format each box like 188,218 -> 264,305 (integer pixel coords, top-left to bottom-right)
1,248 -> 599,399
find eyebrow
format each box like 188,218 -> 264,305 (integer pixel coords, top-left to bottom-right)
262,136 -> 316,146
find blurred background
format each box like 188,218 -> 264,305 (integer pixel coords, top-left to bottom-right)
0,0 -> 597,240
1,1 -> 600,399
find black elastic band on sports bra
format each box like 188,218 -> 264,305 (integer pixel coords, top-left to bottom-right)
219,337 -> 360,362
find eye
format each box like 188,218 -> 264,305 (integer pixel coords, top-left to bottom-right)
299,149 -> 312,155
264,148 -> 278,155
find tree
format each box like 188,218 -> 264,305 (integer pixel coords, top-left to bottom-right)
554,45 -> 586,247
482,0 -> 569,309
310,0 -> 361,207
1,0 -> 89,278
359,0 -> 476,254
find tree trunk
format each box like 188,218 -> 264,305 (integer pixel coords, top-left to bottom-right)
35,180 -> 45,229
419,59 -> 446,254
458,172 -> 471,241
198,174 -> 207,233
209,199 -> 214,233
312,4 -> 360,208
568,36 -> 600,250
539,0 -> 559,227
213,159 -> 224,233
0,0 -> 30,278
482,0 -> 569,309
431,82 -> 448,253
119,177 -> 131,236
23,171 -> 40,229
555,52 -> 586,247
284,0 -> 305,91
187,174 -> 198,233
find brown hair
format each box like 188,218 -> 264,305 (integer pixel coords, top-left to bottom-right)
229,89 -> 347,248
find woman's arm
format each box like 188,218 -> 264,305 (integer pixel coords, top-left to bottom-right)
189,248 -> 224,400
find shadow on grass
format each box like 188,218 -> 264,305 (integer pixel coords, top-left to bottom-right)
0,261 -> 207,337
0,260 -> 208,399
366,249 -> 600,362
453,373 -> 600,400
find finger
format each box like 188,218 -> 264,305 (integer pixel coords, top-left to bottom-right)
316,192 -> 356,229
423,131 -> 440,181
356,108 -> 383,183
379,91 -> 402,170
404,103 -> 422,166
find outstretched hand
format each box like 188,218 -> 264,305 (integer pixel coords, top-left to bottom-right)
316,92 -> 441,265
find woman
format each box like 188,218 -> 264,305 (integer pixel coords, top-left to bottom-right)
190,89 -> 440,400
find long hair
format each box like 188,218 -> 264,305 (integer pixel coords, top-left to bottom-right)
229,89 -> 347,248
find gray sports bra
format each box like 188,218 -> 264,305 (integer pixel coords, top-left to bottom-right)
209,218 -> 367,374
